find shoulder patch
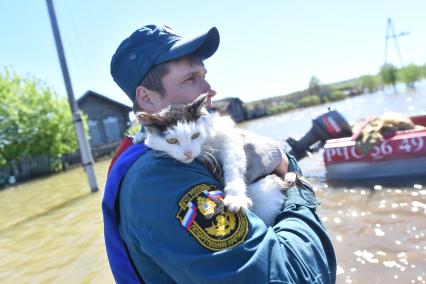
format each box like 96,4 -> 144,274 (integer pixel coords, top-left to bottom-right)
176,184 -> 249,251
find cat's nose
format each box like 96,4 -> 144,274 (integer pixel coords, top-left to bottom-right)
184,151 -> 193,159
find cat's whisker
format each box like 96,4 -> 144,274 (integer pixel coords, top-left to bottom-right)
203,146 -> 224,154
200,151 -> 221,177
202,145 -> 215,150
199,152 -> 213,165
200,153 -> 215,170
202,145 -> 219,154
203,151 -> 218,165
201,156 -> 219,176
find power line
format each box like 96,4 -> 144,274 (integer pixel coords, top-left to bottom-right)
384,17 -> 409,67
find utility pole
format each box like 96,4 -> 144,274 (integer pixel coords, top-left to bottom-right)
384,18 -> 409,67
46,0 -> 98,193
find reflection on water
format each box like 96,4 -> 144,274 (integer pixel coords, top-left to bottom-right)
313,180 -> 426,284
242,85 -> 426,284
0,86 -> 425,283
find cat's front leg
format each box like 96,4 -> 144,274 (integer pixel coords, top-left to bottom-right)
217,138 -> 252,212
223,178 -> 253,213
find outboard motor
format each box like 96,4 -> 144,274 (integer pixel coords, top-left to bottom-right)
287,109 -> 352,160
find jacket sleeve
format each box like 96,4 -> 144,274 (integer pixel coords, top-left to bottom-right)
271,154 -> 337,283
119,154 -> 336,284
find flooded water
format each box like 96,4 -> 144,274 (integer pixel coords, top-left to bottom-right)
240,83 -> 426,284
0,161 -> 114,283
1,84 -> 426,283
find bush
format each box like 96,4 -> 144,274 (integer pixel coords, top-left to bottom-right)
0,68 -> 79,167
328,91 -> 347,101
125,123 -> 141,136
268,103 -> 296,115
297,95 -> 321,107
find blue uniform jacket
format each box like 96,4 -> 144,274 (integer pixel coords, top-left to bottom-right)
103,143 -> 336,283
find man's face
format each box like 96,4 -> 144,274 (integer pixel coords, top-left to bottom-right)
143,60 -> 216,113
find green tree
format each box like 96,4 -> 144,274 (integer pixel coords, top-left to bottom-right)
398,64 -> 422,89
380,63 -> 398,92
419,63 -> 426,79
308,75 -> 331,102
358,75 -> 380,93
0,69 -> 78,166
308,76 -> 321,96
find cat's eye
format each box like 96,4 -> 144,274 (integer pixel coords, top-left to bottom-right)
191,132 -> 200,139
167,138 -> 178,144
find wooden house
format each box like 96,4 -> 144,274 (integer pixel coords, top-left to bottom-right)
77,91 -> 132,146
212,97 -> 246,122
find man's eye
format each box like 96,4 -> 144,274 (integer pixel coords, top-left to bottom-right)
191,132 -> 200,139
185,77 -> 196,83
167,138 -> 178,144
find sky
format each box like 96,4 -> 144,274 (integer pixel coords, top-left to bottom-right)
1,0 -> 426,106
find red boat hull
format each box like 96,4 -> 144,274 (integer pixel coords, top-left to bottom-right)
323,115 -> 426,180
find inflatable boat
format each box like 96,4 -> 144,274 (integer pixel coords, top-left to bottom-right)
287,110 -> 426,180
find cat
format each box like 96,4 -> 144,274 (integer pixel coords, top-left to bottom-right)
135,94 -> 287,226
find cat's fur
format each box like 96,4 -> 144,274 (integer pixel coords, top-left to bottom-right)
136,94 -> 286,226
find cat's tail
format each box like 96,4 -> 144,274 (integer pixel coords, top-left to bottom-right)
246,175 -> 286,227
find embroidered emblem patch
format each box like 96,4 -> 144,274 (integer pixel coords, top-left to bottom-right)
176,184 -> 249,251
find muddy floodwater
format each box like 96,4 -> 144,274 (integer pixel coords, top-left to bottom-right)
1,85 -> 426,283
0,161 -> 113,283
241,85 -> 426,284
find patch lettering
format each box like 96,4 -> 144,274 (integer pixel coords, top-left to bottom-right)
176,184 -> 249,251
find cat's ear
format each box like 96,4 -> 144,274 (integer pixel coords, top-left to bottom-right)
188,93 -> 208,117
137,112 -> 153,125
137,112 -> 160,133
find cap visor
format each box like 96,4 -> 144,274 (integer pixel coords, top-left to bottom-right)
157,27 -> 219,63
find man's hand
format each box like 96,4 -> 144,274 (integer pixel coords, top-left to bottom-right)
274,153 -> 289,177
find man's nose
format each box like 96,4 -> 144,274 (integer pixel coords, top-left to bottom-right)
207,88 -> 217,98
200,78 -> 214,96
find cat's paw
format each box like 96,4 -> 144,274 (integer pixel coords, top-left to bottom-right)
223,194 -> 253,213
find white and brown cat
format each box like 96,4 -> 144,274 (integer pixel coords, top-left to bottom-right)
135,94 -> 287,226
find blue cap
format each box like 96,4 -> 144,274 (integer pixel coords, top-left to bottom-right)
110,24 -> 220,101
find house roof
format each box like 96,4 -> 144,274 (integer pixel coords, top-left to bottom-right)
77,90 -> 132,111
212,97 -> 243,109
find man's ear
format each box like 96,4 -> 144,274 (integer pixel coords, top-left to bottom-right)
135,86 -> 160,113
